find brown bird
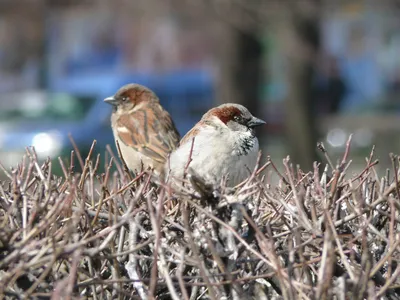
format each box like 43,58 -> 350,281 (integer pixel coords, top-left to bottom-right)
104,83 -> 180,178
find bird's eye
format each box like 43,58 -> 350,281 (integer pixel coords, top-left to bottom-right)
122,96 -> 128,102
233,115 -> 241,122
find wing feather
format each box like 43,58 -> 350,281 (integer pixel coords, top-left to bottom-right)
115,104 -> 180,163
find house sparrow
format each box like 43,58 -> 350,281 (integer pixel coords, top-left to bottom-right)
166,103 -> 265,187
104,83 -> 180,177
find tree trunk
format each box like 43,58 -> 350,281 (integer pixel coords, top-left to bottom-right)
279,0 -> 321,170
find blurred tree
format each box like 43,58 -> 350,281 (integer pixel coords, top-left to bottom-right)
277,0 -> 321,170
216,27 -> 263,124
209,0 -> 321,170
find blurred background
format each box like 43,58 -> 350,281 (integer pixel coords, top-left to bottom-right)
0,0 -> 400,176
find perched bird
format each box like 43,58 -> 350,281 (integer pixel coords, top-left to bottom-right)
104,84 -> 180,177
167,103 -> 265,187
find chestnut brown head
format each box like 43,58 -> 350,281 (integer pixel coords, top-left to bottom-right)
204,103 -> 265,132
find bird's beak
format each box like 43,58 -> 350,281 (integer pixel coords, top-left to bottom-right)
247,117 -> 266,128
104,96 -> 118,106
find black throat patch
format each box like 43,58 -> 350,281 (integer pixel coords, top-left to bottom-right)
237,135 -> 256,156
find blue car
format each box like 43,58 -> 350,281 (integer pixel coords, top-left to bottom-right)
0,91 -> 113,170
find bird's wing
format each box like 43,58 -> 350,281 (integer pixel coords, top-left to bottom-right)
179,127 -> 199,146
179,119 -> 215,146
115,106 -> 180,163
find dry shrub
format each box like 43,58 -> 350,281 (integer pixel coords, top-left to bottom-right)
1,137 -> 400,299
